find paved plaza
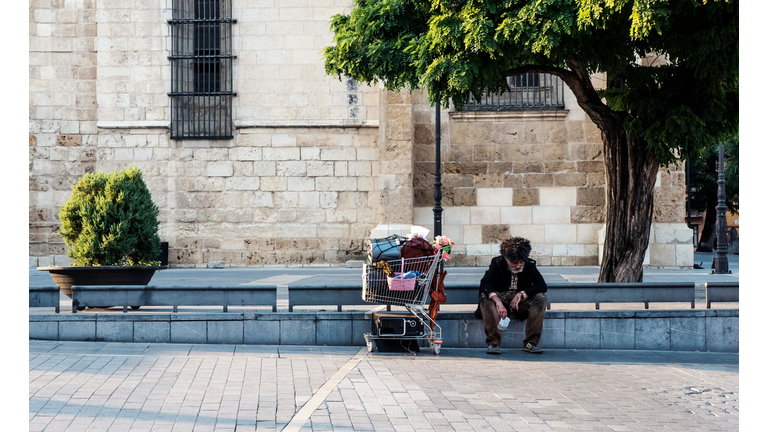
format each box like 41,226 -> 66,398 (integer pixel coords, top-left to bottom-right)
29,341 -> 738,432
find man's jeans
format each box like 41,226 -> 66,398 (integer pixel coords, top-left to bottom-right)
479,291 -> 547,347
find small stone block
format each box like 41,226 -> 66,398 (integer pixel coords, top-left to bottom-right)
565,318 -> 600,349
280,319 -> 317,345
351,319 -> 369,346
500,319 -> 526,348
30,321 -> 58,341
56,135 -> 81,147
208,321 -> 244,344
171,321 -> 207,343
635,318 -> 671,350
539,318 -> 565,349
670,318 -> 705,351
208,261 -> 226,269
134,321 -> 170,343
705,317 -> 739,353
599,318 -> 635,350
59,321 -> 95,342
244,320 -> 280,345
96,321 -> 133,343
458,318 -> 486,348
435,319 -> 459,348
316,320 -> 352,346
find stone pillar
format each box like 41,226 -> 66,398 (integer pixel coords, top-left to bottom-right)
372,90 -> 415,237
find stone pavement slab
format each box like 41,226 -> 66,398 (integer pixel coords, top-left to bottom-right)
29,341 -> 738,431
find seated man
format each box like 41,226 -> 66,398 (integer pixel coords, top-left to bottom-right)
474,237 -> 548,355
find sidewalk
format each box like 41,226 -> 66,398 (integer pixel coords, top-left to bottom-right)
29,340 -> 739,432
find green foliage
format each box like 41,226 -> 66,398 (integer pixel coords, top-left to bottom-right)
689,132 -> 739,214
323,0 -> 738,167
58,166 -> 161,267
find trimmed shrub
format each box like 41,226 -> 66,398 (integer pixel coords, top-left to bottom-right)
58,166 -> 161,266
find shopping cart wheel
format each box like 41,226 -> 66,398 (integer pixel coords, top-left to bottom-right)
366,340 -> 376,353
431,343 -> 441,355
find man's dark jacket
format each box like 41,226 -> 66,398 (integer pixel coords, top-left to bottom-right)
473,256 -> 547,320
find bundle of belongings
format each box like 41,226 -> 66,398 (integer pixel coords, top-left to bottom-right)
367,226 -> 454,327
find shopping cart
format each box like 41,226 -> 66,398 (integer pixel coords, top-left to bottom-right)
361,253 -> 443,354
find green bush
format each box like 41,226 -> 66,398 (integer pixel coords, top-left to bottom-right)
58,166 -> 161,266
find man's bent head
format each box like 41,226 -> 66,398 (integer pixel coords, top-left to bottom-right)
500,237 -> 532,274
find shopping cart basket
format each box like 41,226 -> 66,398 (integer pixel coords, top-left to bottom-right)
361,253 -> 443,354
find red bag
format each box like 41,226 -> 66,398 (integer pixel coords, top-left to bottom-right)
400,236 -> 435,258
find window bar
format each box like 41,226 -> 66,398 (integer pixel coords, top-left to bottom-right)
538,73 -> 542,106
526,73 -> 530,107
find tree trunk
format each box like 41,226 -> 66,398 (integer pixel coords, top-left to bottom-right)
696,203 -> 717,252
597,127 -> 660,283
508,61 -> 662,282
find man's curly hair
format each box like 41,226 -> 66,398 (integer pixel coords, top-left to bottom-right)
500,237 -> 532,262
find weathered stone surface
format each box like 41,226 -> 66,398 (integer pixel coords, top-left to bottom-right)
442,174 -> 474,188
554,172 -> 587,187
577,187 -> 605,206
488,162 -> 515,174
475,174 -> 504,188
586,173 -> 605,187
482,224 -> 510,243
512,162 -> 543,173
513,188 -> 539,206
653,205 -> 686,223
543,144 -> 569,160
571,206 -> 605,224
523,173 -> 553,188
565,120 -> 585,143
502,174 -> 523,188
576,161 -> 604,173
56,135 -> 81,147
449,188 -> 477,207
569,143 -> 603,161
544,161 -> 575,173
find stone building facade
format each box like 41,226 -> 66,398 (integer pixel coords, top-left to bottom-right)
29,0 -> 693,268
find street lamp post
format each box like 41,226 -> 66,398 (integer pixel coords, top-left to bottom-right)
433,94 -> 443,238
713,142 -> 729,274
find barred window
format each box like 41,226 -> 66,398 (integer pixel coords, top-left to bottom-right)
463,73 -> 564,111
168,0 -> 236,139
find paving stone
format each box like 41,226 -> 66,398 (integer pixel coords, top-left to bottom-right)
28,341 -> 738,432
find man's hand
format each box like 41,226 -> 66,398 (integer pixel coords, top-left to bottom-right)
493,296 -> 507,319
510,292 -> 525,311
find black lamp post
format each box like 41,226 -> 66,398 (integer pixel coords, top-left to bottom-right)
433,94 -> 443,238
713,142 -> 730,274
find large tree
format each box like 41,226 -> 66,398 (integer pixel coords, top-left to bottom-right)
324,0 -> 738,282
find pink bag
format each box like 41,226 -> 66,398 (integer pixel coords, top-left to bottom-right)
387,258 -> 416,291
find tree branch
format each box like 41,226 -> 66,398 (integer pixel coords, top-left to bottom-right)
505,62 -> 622,127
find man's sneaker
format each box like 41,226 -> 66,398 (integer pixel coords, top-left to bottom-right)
487,344 -> 500,355
523,343 -> 543,354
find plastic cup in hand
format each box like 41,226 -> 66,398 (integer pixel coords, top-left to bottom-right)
498,317 -> 510,331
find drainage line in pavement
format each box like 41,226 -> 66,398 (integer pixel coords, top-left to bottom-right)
282,347 -> 369,432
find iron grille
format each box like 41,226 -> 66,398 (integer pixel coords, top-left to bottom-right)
463,73 -> 564,111
168,0 -> 236,140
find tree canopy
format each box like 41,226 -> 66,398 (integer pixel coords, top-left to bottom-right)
324,0 -> 739,166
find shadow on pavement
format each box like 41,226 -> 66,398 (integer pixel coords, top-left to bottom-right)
370,347 -> 739,369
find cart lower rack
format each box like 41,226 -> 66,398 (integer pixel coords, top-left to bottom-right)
361,253 -> 443,354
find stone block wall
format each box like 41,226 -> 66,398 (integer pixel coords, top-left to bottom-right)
166,126 -> 381,266
30,0 -> 98,267
29,0 -> 387,268
29,1 -> 692,268
412,88 -> 607,267
411,83 -> 692,268
234,1 -> 379,124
